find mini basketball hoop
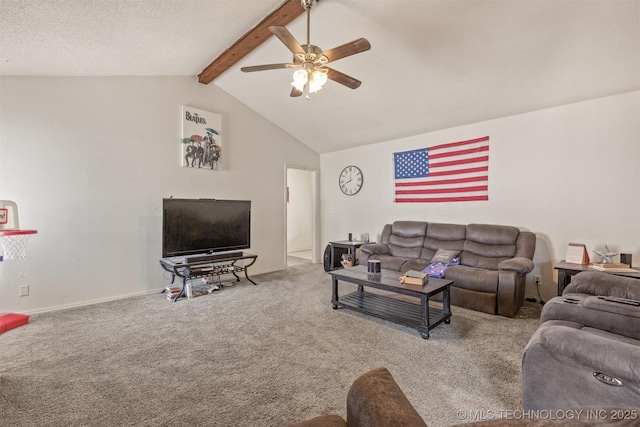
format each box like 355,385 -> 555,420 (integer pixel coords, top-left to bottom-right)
0,200 -> 37,261
0,201 -> 36,333
0,230 -> 37,261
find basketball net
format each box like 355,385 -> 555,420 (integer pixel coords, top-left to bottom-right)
0,233 -> 33,261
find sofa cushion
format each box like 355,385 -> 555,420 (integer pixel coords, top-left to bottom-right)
387,221 -> 427,258
461,224 -> 519,270
445,265 -> 500,293
390,220 -> 428,237
400,258 -> 431,273
420,223 -> 466,260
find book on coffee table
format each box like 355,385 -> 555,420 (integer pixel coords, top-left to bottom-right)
400,270 -> 428,286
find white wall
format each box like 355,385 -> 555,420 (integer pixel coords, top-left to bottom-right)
321,91 -> 640,302
286,168 -> 313,253
0,76 -> 320,313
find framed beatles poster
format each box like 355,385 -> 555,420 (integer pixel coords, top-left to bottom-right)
181,106 -> 222,170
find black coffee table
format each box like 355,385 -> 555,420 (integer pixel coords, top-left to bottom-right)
330,265 -> 452,339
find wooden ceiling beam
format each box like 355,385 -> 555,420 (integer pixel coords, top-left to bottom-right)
197,0 -> 316,84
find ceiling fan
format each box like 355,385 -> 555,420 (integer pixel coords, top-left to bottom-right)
240,0 -> 371,98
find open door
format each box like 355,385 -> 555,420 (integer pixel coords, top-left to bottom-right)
285,167 -> 318,267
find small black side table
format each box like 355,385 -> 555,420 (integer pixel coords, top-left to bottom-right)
329,240 -> 371,270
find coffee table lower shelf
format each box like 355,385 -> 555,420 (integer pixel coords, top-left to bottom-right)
335,291 -> 450,339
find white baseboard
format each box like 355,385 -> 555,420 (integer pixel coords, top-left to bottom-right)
25,287 -> 165,315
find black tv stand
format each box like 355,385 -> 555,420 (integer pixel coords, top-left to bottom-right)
186,251 -> 243,263
159,252 -> 257,302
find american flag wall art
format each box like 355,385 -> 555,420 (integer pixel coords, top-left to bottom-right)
394,136 -> 489,203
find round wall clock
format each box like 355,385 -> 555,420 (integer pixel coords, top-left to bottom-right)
339,165 -> 363,196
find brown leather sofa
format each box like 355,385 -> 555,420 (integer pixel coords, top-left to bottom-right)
287,367 -> 637,427
359,221 -> 536,317
522,271 -> 640,410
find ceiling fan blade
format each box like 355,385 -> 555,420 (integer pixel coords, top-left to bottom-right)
269,26 -> 305,55
241,63 -> 296,72
326,68 -> 362,89
290,87 -> 303,97
321,38 -> 371,63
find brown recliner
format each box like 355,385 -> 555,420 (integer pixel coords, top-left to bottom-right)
286,367 -> 428,427
287,367 -> 638,426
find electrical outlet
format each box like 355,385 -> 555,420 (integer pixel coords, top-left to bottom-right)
19,285 -> 29,297
534,276 -> 541,287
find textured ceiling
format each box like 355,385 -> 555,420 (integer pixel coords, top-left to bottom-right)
2,0 -> 639,154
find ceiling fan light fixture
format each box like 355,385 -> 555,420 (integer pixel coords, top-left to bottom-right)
292,69 -> 308,90
308,69 -> 328,93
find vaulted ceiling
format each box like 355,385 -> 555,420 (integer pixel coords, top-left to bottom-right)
1,0 -> 638,154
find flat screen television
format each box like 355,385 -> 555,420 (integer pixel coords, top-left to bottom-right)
162,198 -> 251,258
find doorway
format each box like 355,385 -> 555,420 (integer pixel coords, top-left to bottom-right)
285,167 -> 318,267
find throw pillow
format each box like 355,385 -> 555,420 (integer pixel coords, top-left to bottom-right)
430,248 -> 460,264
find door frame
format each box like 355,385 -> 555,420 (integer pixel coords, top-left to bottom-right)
284,165 -> 320,266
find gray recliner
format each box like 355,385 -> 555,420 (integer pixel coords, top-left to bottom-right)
522,271 -> 640,410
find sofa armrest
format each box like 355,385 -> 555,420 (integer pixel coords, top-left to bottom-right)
495,257 -> 533,317
498,257 -> 534,275
346,367 -> 427,427
359,243 -> 389,264
359,243 -> 389,256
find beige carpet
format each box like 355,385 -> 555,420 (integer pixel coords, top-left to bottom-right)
0,263 -> 541,426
